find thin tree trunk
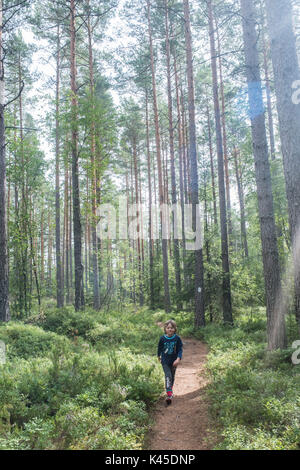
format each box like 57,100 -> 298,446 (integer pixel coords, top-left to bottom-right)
55,24 -> 63,308
165,1 -> 182,309
48,211 -> 53,294
233,147 -> 248,258
147,0 -> 171,312
70,0 -> 84,311
208,0 -> 233,325
173,51 -> 188,289
41,206 -> 45,286
180,88 -> 189,205
206,103 -> 218,226
215,18 -> 233,242
146,91 -> 155,309
138,163 -> 145,300
87,2 -> 100,310
64,158 -> 70,304
0,0 -> 10,321
69,170 -> 73,298
133,137 -> 144,306
204,179 -> 213,322
183,0 -> 205,327
18,53 -> 28,316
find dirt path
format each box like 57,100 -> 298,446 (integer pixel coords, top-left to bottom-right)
146,337 -> 214,450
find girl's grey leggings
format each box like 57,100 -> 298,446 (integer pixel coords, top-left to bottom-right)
162,363 -> 176,391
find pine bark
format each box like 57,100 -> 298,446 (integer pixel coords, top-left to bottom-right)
133,137 -> 144,306
208,0 -> 233,325
215,19 -> 233,242
241,0 -> 286,349
206,104 -> 218,226
173,51 -> 188,288
262,28 -> 276,161
233,147 -> 248,258
55,24 -> 63,308
64,157 -> 70,304
265,0 -> 300,331
70,0 -> 84,311
165,1 -> 182,309
0,0 -> 10,322
183,0 -> 205,327
147,0 -> 171,312
87,4 -> 100,310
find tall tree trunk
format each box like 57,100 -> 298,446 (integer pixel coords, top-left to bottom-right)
41,206 -> 45,286
85,176 -> 89,293
64,158 -> 70,304
233,147 -> 248,258
147,0 -> 171,313
138,164 -> 145,299
47,211 -> 53,294
0,0 -> 10,322
206,103 -> 218,226
165,1 -> 182,309
7,151 -> 10,278
173,51 -> 188,289
180,88 -> 189,205
69,170 -> 73,296
183,0 -> 205,327
208,0 -> 233,325
70,0 -> 84,311
241,0 -> 286,349
18,53 -> 29,316
87,0 -> 100,310
215,18 -> 233,243
55,24 -> 63,308
133,137 -> 144,306
261,27 -> 276,161
265,0 -> 300,331
204,178 -> 213,322
145,92 -> 155,309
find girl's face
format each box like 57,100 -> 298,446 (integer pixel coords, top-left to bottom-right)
165,323 -> 176,337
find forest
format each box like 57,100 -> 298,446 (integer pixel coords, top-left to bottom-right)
0,0 -> 300,451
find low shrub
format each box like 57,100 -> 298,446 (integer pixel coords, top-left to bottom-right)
0,305 -> 165,450
0,322 -> 64,360
202,312 -> 300,450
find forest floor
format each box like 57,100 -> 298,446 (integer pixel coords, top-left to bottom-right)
146,335 -> 217,450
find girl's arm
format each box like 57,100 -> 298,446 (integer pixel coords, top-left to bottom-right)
177,337 -> 183,360
157,337 -> 163,360
173,337 -> 183,367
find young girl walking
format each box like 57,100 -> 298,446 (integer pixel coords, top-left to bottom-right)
157,320 -> 183,405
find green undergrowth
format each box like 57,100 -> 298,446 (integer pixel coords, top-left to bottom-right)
2,304 -> 299,450
0,305 -> 164,450
196,310 -> 300,450
154,308 -> 300,450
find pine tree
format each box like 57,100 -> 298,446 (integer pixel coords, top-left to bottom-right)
183,0 -> 205,327
0,0 -> 10,322
265,0 -> 300,332
240,0 -> 286,349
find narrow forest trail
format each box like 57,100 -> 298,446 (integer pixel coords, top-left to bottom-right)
146,336 -> 216,450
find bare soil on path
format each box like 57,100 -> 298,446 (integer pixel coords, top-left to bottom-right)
146,337 -> 216,450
